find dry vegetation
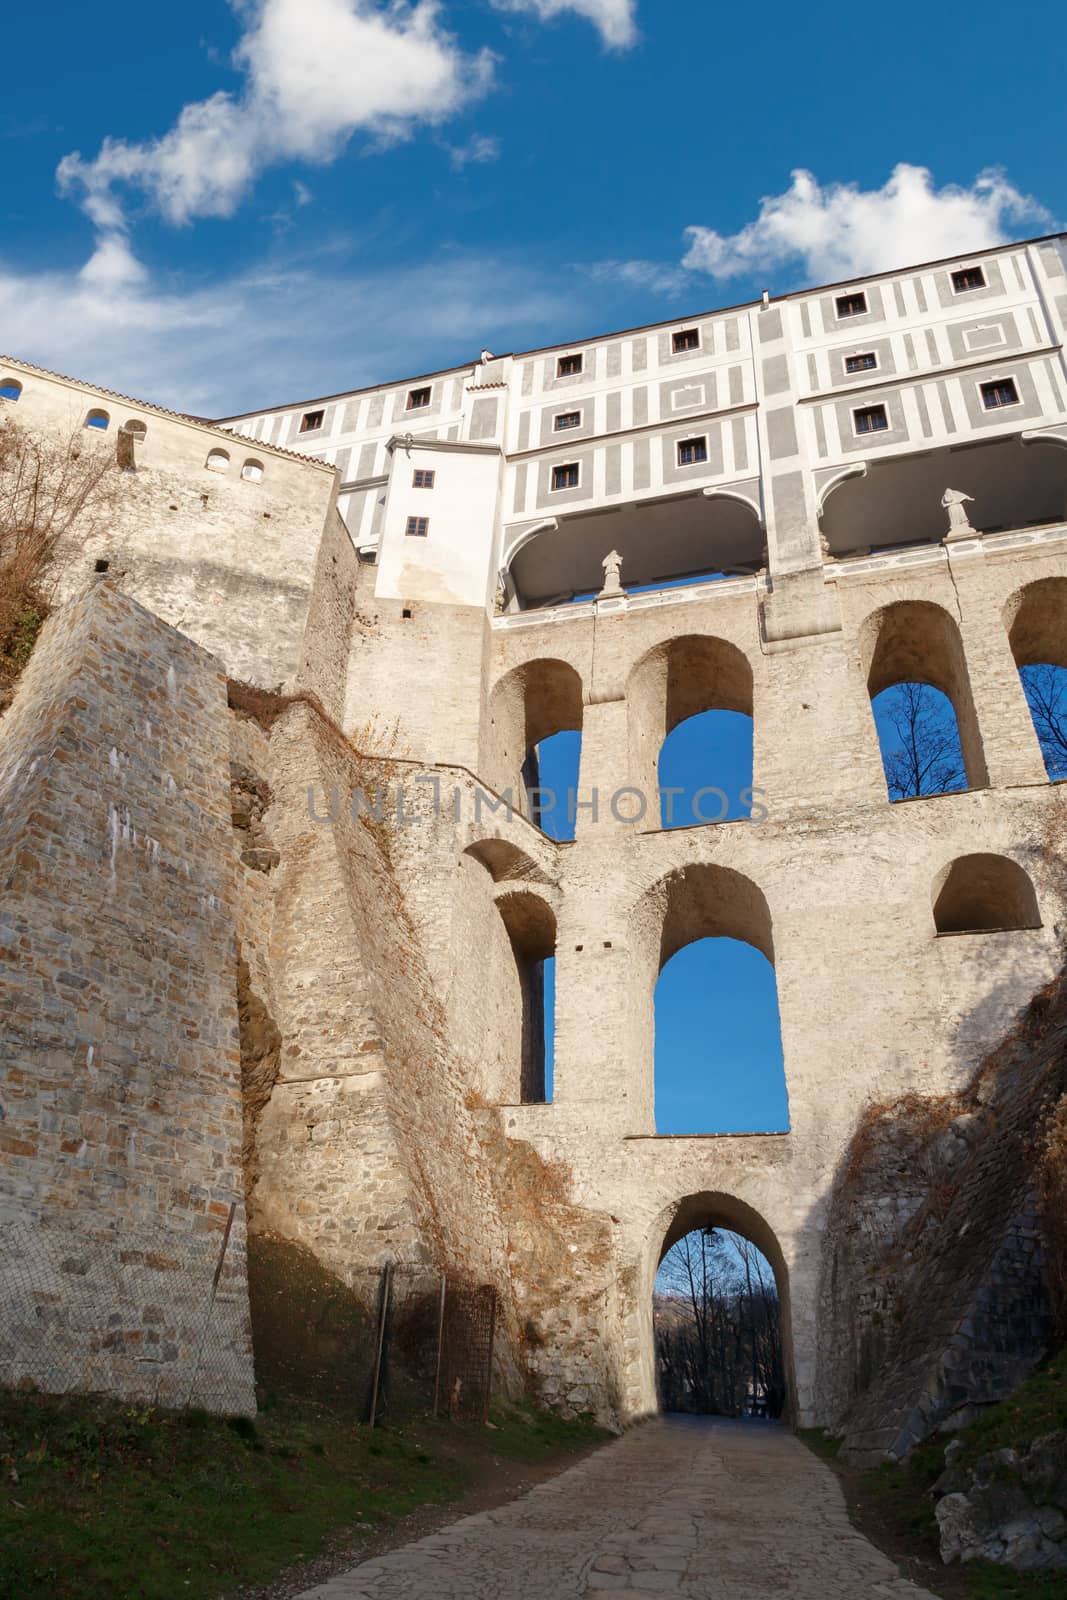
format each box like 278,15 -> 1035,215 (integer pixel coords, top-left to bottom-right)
0,413 -> 117,709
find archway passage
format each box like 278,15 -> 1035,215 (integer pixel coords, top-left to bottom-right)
496,888 -> 557,1104
485,658 -> 583,838
1005,578 -> 1067,780
655,938 -> 787,1133
654,1199 -> 788,1419
657,710 -> 754,828
861,599 -> 986,796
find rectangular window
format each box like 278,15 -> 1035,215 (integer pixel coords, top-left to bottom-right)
551,462 -> 580,491
952,266 -> 986,294
677,436 -> 708,466
844,351 -> 878,375
405,515 -> 430,537
557,353 -> 583,377
554,410 -> 581,431
835,291 -> 868,319
407,387 -> 431,409
299,409 -> 324,432
412,468 -> 436,488
980,377 -> 1020,410
672,328 -> 699,353
853,403 -> 889,435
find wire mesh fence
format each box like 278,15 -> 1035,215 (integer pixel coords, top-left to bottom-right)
0,1218 -> 497,1426
0,1208 -> 254,1414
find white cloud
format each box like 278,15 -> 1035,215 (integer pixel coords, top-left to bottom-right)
490,0 -> 636,49
587,258 -> 691,296
445,133 -> 500,171
57,0 -> 493,232
682,165 -> 1055,284
0,243 -> 577,418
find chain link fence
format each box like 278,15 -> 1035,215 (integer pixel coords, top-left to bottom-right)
0,1209 -> 254,1414
0,1221 -> 497,1425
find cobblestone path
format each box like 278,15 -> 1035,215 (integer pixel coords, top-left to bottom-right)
296,1417 -> 939,1599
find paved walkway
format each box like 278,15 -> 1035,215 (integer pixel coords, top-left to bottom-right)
297,1417 -> 939,1599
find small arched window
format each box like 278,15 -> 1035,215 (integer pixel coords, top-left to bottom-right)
205,448 -> 230,473
932,854 -> 1041,935
0,378 -> 22,402
241,459 -> 264,482
85,409 -> 110,431
123,419 -> 147,439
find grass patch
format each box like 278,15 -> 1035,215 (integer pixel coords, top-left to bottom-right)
0,1389 -> 606,1600
800,1351 -> 1067,1600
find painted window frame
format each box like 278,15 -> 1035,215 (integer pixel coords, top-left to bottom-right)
676,435 -> 709,467
951,265 -> 987,295
412,468 -> 436,488
834,291 -> 869,320
672,327 -> 701,354
549,461 -> 582,492
556,353 -> 584,378
299,409 -> 325,433
406,387 -> 432,411
851,402 -> 890,438
405,515 -> 430,537
844,351 -> 879,376
978,375 -> 1021,412
553,408 -> 583,432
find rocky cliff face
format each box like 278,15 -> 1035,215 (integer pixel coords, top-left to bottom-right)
819,968 -> 1067,1464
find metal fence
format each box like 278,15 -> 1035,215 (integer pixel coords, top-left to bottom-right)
0,1220 -> 497,1425
0,1209 -> 254,1414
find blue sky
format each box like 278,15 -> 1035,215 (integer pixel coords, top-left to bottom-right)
2,1 -> 1064,414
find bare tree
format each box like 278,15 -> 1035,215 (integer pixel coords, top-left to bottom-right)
1019,663 -> 1067,781
0,413 -> 117,705
654,1228 -> 784,1417
878,681 -> 967,800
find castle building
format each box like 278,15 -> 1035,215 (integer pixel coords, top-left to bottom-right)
2,233 -> 1067,1450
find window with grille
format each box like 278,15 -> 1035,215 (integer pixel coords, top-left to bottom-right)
853,404 -> 889,435
677,436 -> 708,466
845,352 -> 877,375
980,377 -> 1019,410
554,411 -> 581,431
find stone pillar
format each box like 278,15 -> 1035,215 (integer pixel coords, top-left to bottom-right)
953,562 -> 1049,789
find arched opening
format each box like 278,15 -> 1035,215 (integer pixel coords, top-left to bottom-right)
205,448 -> 230,473
635,864 -> 789,1135
655,940 -> 786,1132
504,491 -> 764,610
652,1192 -> 792,1421
860,600 -> 986,796
484,658 -> 584,839
122,419 -> 147,439
1004,577 -> 1067,780
495,889 -> 557,1104
628,635 -> 754,830
0,378 -> 22,402
84,409 -> 109,431
242,459 -> 264,482
932,854 -> 1041,934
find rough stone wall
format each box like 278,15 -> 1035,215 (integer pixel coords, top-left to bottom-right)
0,584 -> 254,1412
822,970 -> 1067,1462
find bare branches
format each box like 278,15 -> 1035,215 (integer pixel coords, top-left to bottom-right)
0,413 -> 118,705
1020,663 -> 1067,781
877,681 -> 967,800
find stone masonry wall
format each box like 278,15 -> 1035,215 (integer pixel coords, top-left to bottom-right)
0,584 -> 254,1412
823,969 -> 1067,1463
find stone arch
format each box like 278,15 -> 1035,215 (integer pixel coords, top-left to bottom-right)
483,657 -> 584,826
241,458 -> 265,482
458,846 -> 557,1104
643,1189 -> 796,1421
627,635 -> 754,829
858,598 -> 988,792
628,863 -> 780,1133
205,447 -> 230,473
932,854 -> 1041,935
0,376 -> 23,402
1002,576 -> 1067,780
84,408 -> 109,431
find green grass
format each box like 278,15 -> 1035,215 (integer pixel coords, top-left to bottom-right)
0,1390 -> 607,1600
800,1350 -> 1067,1600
